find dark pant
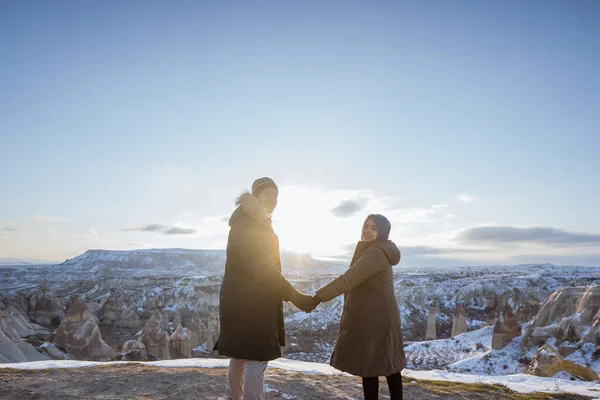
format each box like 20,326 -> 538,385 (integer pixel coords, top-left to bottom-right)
362,372 -> 403,400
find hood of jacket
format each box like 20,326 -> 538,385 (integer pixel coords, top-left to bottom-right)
229,191 -> 271,228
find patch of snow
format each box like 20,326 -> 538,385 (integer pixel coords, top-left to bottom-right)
403,369 -> 600,399
405,326 -> 493,370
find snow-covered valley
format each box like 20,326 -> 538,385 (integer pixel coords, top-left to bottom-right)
1,248 -> 600,396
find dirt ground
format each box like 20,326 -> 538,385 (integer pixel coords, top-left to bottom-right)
0,364 -> 593,400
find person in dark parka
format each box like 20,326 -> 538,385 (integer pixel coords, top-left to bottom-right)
312,214 -> 405,400
217,177 -> 316,400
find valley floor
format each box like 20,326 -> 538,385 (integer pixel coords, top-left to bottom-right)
0,363 -> 595,400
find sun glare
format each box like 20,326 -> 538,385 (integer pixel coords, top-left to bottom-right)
273,186 -> 363,257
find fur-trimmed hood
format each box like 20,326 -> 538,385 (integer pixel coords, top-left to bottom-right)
229,191 -> 271,227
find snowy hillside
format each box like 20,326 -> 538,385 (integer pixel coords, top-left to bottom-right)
61,248 -> 228,277
405,326 -> 493,370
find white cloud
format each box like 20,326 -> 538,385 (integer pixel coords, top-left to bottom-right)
456,193 -> 475,203
457,226 -> 600,247
122,224 -> 198,235
272,186 -> 455,256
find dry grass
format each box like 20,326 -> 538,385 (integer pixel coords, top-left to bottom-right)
0,365 -> 593,400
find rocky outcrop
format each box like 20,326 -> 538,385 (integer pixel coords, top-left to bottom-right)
0,302 -> 50,341
521,285 -> 600,352
575,285 -> 600,325
122,339 -> 144,353
533,287 -> 582,328
38,342 -> 70,360
526,344 -> 599,381
581,308 -> 600,345
161,309 -> 170,332
188,310 -> 207,349
555,315 -> 585,345
98,296 -> 119,325
173,311 -> 182,329
99,296 -> 140,329
120,340 -> 158,361
54,296 -> 117,361
138,309 -> 170,360
85,301 -> 102,324
27,281 -> 65,326
426,302 -> 440,340
0,329 -> 49,363
451,304 -> 468,338
206,306 -> 219,351
1,293 -> 28,316
170,324 -> 191,358
115,305 -> 141,329
515,301 -> 540,322
487,307 -> 501,326
492,305 -> 521,350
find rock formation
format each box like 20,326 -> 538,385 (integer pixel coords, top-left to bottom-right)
533,286 -> 582,328
575,285 -> 600,325
0,302 -> 50,341
138,309 -> 170,360
27,280 -> 65,325
54,296 -> 117,361
451,304 -> 468,338
38,342 -> 70,360
581,308 -> 600,345
115,305 -> 141,329
425,302 -> 440,340
206,306 -> 219,351
555,315 -> 585,345
526,344 -> 599,381
161,309 -> 170,332
98,296 -> 119,325
515,301 -> 540,322
522,285 -> 600,352
121,339 -> 158,361
173,311 -> 182,329
0,330 -> 49,363
170,324 -> 191,358
188,310 -> 208,349
0,301 -> 50,363
85,301 -> 102,324
1,293 -> 28,316
486,307 -> 501,326
492,305 -> 521,350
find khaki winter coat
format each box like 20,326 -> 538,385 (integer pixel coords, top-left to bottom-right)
316,240 -> 405,377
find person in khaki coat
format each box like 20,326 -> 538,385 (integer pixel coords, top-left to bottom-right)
312,214 -> 405,400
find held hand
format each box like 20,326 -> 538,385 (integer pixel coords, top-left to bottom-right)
310,295 -> 322,311
292,292 -> 319,313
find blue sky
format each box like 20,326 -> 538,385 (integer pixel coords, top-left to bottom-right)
1,1 -> 599,265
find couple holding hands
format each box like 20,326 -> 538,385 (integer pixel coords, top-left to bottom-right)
217,177 -> 405,400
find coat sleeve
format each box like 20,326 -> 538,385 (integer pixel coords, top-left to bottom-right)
228,222 -> 298,301
316,247 -> 388,302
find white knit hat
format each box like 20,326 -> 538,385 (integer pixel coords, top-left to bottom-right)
251,177 -> 278,195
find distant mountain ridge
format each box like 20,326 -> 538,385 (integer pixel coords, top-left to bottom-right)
49,248 -> 347,278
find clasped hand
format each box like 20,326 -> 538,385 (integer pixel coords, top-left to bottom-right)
292,292 -> 321,313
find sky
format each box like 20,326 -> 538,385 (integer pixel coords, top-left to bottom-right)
1,1 -> 599,266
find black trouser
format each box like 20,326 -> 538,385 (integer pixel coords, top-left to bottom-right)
362,372 -> 403,400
